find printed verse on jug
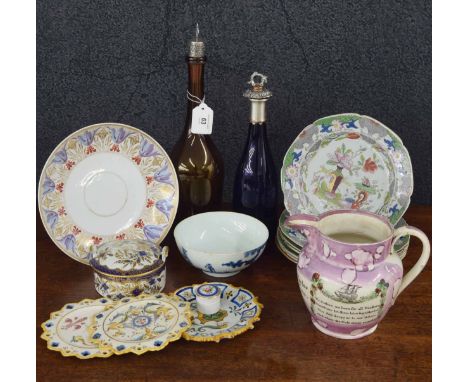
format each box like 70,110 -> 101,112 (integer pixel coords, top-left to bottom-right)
312,290 -> 382,325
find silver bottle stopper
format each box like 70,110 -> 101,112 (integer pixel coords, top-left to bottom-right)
244,72 -> 272,123
243,72 -> 272,100
188,23 -> 205,58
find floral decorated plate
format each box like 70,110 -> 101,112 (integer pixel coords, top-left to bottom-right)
173,282 -> 262,342
276,229 -> 301,255
88,294 -> 192,355
40,298 -> 115,359
281,114 -> 413,225
38,123 -> 178,264
275,230 -> 299,264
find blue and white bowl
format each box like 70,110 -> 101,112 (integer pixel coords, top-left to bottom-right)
174,212 -> 269,277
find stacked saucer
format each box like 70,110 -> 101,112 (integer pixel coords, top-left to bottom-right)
276,209 -> 411,264
275,210 -> 305,263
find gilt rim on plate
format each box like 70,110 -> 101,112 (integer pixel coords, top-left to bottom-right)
38,123 -> 179,265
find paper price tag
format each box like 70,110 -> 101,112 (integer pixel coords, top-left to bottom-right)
191,103 -> 213,134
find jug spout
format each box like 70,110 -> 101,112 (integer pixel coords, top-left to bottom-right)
285,214 -> 319,232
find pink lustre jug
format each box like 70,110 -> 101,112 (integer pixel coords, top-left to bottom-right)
286,210 -> 430,339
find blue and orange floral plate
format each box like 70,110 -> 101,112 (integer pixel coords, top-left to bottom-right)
38,123 -> 179,265
173,282 -> 262,342
281,114 -> 413,226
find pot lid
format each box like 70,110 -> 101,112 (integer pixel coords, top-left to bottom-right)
90,239 -> 166,276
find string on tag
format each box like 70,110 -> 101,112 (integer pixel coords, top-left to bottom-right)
186,90 -> 205,104
188,89 -> 213,135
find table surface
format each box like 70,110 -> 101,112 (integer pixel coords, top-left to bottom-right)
36,205 -> 432,382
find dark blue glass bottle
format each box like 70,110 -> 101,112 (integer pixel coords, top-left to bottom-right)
233,73 -> 278,233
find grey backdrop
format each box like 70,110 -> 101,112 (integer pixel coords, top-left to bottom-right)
37,0 -> 431,205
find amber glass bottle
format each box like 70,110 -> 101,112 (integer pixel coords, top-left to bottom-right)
171,28 -> 224,219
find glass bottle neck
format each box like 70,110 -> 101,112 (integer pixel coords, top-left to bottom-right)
250,99 -> 268,124
186,56 -> 205,112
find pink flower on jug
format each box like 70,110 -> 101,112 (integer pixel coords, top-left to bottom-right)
341,268 -> 357,284
322,242 -> 336,258
344,249 -> 374,271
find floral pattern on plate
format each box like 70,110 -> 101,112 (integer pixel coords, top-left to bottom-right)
88,294 -> 192,355
173,282 -> 263,342
38,123 -> 178,264
281,114 -> 413,225
40,298 -> 115,359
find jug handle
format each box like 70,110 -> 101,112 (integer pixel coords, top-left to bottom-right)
391,226 -> 431,297
285,214 -> 319,230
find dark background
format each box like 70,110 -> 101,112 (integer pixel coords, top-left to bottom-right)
37,0 -> 431,205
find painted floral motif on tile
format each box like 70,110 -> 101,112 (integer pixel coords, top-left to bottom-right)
38,123 -> 178,264
40,298 -> 115,359
104,302 -> 177,341
89,295 -> 191,355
